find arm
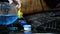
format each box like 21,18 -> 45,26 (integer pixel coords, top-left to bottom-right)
8,0 -> 21,8
13,0 -> 21,8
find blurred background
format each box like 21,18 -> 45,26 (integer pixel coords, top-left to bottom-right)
0,0 -> 60,33
20,0 -> 60,14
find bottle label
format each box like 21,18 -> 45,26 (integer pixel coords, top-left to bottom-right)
23,25 -> 31,31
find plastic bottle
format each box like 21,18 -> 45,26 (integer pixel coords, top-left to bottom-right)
23,25 -> 31,34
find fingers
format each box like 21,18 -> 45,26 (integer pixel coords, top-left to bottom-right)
8,0 -> 13,4
13,0 -> 21,8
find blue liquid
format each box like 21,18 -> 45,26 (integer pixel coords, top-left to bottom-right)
24,31 -> 31,34
0,14 -> 18,25
19,20 -> 26,26
8,27 -> 18,31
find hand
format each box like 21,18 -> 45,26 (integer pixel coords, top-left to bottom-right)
15,4 -> 21,9
14,0 -> 21,8
8,0 -> 13,4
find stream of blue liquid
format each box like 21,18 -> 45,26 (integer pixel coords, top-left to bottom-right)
0,14 -> 18,25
